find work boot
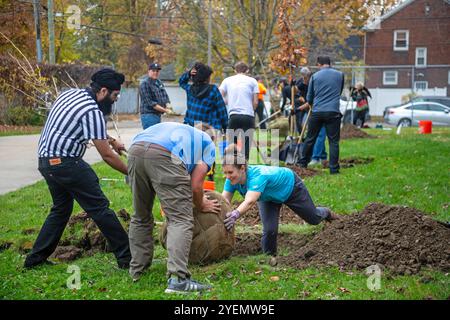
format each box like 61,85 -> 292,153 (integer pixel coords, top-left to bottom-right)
165,277 -> 212,294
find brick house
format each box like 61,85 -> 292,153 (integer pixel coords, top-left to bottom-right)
362,0 -> 450,114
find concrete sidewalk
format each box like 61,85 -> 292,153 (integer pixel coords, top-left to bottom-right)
0,127 -> 141,195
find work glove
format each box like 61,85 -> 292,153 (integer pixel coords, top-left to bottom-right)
224,210 -> 240,231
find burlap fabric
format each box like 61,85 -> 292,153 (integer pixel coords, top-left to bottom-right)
160,191 -> 235,265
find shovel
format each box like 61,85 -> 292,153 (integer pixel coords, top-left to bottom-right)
290,106 -> 312,165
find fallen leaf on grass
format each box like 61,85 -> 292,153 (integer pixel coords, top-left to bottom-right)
338,287 -> 351,293
269,276 -> 280,282
254,270 -> 262,275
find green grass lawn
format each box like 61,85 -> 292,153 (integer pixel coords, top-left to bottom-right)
0,127 -> 449,300
0,126 -> 42,137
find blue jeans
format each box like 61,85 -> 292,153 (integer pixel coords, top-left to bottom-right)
141,113 -> 161,129
312,126 -> 327,161
257,174 -> 330,255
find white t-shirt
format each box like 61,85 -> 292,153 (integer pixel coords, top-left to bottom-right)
219,74 -> 259,117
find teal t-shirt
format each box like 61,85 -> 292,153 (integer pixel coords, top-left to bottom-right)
224,165 -> 295,203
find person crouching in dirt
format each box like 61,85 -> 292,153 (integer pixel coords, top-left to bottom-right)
221,145 -> 339,256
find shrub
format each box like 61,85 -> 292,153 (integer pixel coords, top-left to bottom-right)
5,106 -> 45,126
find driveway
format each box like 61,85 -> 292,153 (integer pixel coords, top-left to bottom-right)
0,126 -> 141,195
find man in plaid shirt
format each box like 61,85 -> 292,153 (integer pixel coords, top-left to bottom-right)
179,62 -> 228,133
140,63 -> 171,129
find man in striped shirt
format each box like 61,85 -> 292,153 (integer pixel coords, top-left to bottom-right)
24,68 -> 132,269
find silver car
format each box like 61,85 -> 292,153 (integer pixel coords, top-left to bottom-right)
384,101 -> 450,127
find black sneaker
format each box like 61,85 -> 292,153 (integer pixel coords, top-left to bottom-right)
117,260 -> 130,269
165,277 -> 212,294
24,258 -> 56,269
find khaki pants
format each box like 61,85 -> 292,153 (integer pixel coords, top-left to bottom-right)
127,142 -> 193,279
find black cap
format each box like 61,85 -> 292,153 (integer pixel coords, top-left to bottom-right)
91,68 -> 125,91
149,63 -> 162,70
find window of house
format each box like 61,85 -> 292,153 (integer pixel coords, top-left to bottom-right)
394,30 -> 409,51
414,81 -> 428,91
415,48 -> 427,67
383,71 -> 398,85
448,70 -> 450,85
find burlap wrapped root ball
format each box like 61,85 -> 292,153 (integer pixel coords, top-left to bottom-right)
159,191 -> 236,265
268,117 -> 289,137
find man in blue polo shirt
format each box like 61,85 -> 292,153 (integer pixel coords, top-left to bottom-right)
127,122 -> 221,293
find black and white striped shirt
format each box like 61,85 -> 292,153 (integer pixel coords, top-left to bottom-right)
38,89 -> 107,158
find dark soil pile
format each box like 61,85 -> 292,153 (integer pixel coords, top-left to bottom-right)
232,232 -> 312,257
278,203 -> 450,275
237,201 -> 306,226
51,210 -> 131,261
322,157 -> 374,169
286,165 -> 320,178
341,124 -> 374,139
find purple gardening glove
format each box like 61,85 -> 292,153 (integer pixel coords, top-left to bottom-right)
224,210 -> 240,231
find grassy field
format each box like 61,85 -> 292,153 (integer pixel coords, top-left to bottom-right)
0,127 -> 449,300
0,125 -> 42,137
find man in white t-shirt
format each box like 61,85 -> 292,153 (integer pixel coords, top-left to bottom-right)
219,61 -> 259,159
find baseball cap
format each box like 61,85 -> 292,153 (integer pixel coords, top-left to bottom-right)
149,63 -> 162,70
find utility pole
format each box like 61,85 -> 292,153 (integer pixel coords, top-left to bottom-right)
32,0 -> 43,63
207,0 -> 212,66
48,0 -> 56,64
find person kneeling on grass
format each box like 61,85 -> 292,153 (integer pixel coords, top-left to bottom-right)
221,145 -> 339,256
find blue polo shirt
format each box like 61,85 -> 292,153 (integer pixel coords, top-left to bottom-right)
131,122 -> 215,174
224,165 -> 295,203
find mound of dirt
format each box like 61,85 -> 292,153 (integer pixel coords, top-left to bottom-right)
278,203 -> 450,275
286,165 -> 320,178
232,232 -> 312,257
236,201 -> 305,226
341,124 -> 374,139
55,210 -> 131,261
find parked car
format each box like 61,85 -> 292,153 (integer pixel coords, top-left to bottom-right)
384,101 -> 450,126
411,96 -> 450,108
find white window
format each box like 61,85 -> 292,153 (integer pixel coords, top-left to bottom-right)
394,30 -> 409,51
383,71 -> 398,85
414,81 -> 428,91
415,48 -> 427,67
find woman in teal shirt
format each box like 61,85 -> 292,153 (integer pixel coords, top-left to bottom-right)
222,147 -> 338,256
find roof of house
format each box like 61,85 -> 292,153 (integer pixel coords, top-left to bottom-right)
364,0 -> 417,31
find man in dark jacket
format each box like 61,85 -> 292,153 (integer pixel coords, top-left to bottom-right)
298,56 -> 344,174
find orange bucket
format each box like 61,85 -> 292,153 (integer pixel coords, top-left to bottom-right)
203,180 -> 215,191
419,120 -> 432,134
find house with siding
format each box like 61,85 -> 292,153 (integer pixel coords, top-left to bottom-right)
362,0 -> 450,115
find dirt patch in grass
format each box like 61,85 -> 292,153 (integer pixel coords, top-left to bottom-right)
322,157 -> 374,169
286,165 -> 320,178
0,241 -> 13,252
232,232 -> 312,257
53,210 -> 131,261
341,124 -> 374,139
234,201 -> 306,226
278,203 -> 450,275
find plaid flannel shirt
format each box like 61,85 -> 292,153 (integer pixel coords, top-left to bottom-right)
179,72 -> 228,131
139,77 -> 170,114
